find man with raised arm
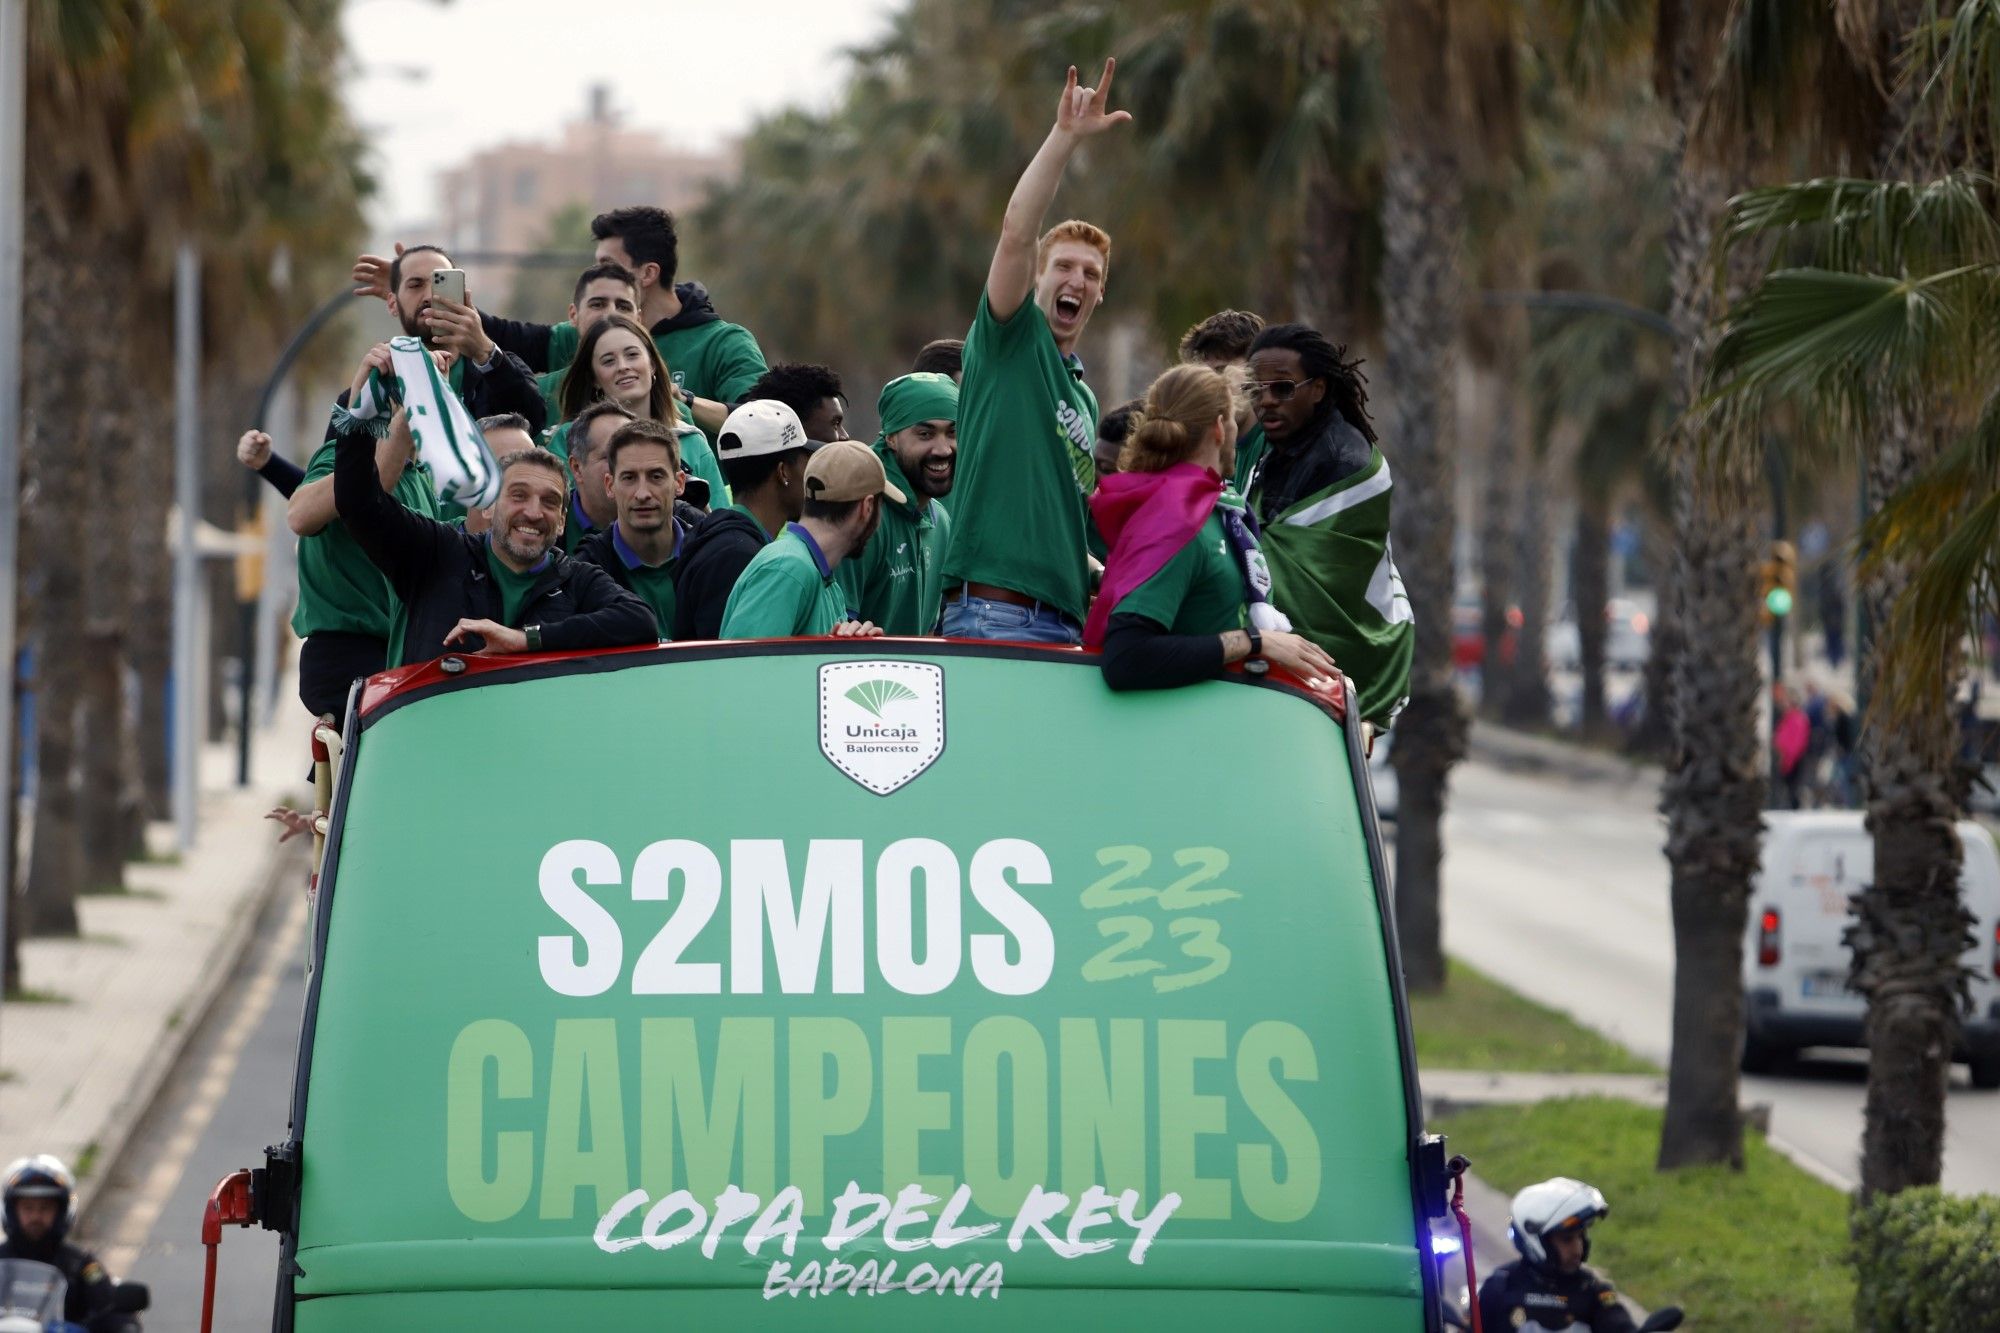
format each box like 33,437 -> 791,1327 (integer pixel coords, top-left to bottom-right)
939,60 -> 1131,644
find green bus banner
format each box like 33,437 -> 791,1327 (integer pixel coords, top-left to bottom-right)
292,646 -> 1426,1329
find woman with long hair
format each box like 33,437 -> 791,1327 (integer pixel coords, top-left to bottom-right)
1085,363 -> 1337,692
552,315 -> 726,503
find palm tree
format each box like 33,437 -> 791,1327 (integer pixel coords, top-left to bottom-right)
1382,0 -> 1523,991
16,0 -> 367,935
1700,0 -> 1985,1195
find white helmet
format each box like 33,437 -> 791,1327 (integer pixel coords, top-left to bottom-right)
1508,1176 -> 1608,1272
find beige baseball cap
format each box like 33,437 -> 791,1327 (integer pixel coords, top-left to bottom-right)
803,439 -> 906,505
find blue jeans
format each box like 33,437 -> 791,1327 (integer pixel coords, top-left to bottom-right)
941,592 -> 1081,645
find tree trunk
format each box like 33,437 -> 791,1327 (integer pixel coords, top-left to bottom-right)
1656,21 -> 1766,1168
1575,493 -> 1612,738
1501,434 -> 1554,728
1851,407 -> 1969,1197
19,200 -> 91,938
1383,0 -> 1469,996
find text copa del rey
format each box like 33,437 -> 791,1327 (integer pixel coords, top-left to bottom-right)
593,1178 -> 1183,1301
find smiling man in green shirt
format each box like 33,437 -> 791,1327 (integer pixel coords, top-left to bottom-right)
941,59 -> 1130,644
720,441 -> 895,641
837,372 -> 958,636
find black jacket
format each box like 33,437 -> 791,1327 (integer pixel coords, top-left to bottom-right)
572,502 -> 707,591
1478,1259 -> 1637,1333
481,280 -> 722,372
1248,409 -> 1374,526
0,1237 -> 138,1330
671,505 -> 771,641
333,429 -> 658,664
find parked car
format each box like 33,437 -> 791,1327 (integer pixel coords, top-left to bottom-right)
1741,812 -> 2000,1086
1546,597 -> 1653,673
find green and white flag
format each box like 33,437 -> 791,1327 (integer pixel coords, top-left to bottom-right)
1260,447 -> 1413,725
346,336 -> 501,511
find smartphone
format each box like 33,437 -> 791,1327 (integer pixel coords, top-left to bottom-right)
430,267 -> 467,307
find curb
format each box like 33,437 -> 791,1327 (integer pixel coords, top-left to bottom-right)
74,829 -> 307,1223
1469,720 -> 1663,790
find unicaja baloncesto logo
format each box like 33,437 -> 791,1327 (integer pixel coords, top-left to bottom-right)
819,661 -> 944,794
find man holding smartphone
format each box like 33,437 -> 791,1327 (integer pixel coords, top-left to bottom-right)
371,244 -> 549,435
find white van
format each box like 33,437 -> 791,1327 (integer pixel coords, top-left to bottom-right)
1741,812 -> 2000,1087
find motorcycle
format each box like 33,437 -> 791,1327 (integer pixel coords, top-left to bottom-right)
0,1259 -> 148,1333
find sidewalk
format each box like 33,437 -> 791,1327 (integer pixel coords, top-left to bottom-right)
1,697 -> 312,1216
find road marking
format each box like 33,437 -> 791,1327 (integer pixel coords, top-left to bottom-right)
98,890 -> 308,1273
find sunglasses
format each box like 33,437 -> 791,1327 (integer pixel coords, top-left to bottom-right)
1245,378 -> 1318,402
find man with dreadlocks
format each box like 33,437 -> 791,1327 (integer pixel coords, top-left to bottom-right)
1242,322 -> 1414,724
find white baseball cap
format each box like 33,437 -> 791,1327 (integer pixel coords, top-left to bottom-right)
716,400 -> 824,461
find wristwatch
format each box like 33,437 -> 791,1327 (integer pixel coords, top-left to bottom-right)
525,624 -> 544,652
1244,627 -> 1268,675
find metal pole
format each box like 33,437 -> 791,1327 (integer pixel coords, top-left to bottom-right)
0,0 -> 27,1011
173,244 -> 201,849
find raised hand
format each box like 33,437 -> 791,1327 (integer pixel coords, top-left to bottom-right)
350,342 -> 395,402
351,241 -> 405,301
1055,59 -> 1132,139
236,429 -> 274,471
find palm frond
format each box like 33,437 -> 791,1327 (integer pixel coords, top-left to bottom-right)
1706,264 -> 2000,433
1911,0 -> 2000,170
1720,172 -> 2000,273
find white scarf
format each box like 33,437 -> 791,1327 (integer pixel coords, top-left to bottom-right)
345,336 -> 500,510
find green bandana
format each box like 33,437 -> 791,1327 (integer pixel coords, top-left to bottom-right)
876,372 -> 959,439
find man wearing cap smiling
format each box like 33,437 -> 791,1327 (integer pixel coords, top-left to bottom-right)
720,440 -> 894,640
837,372 -> 958,636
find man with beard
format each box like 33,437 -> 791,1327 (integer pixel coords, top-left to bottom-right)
742,362 -> 850,445
575,419 -> 707,637
720,440 -> 892,640
837,372 -> 958,635
354,208 -> 767,444
1242,322 -> 1413,725
941,60 -> 1130,643
334,411 -> 655,664
672,400 -> 820,641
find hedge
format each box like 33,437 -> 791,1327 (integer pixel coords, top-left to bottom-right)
1852,1187 -> 2000,1331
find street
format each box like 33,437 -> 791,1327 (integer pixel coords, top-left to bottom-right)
82,880 -> 309,1333
65,745 -> 2000,1333
1440,752 -> 2000,1194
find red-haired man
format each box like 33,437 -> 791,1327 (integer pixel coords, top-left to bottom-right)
940,60 -> 1131,643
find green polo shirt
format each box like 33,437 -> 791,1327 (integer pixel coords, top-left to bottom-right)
1114,510 -> 1246,635
290,441 -> 439,642
941,292 -> 1100,622
720,524 -> 850,639
610,522 -> 678,637
836,445 -> 950,636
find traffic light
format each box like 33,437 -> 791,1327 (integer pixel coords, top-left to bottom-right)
1759,540 -> 1797,624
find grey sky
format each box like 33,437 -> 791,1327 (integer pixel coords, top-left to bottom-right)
342,0 -> 899,229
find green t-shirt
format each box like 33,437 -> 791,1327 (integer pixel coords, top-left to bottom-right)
290,441 -> 439,642
941,292 -> 1101,622
1114,510 -> 1246,635
835,444 -> 950,636
720,525 -> 850,639
609,523 -> 677,638
484,541 -> 549,626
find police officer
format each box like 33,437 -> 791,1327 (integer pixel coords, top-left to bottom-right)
0,1155 -> 144,1331
1477,1177 -> 1637,1332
